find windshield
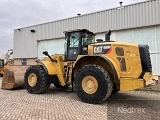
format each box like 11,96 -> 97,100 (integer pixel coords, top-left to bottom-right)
82,34 -> 95,45
69,32 -> 95,47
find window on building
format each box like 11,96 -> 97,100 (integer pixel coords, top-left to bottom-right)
21,59 -> 27,65
156,26 -> 160,52
134,27 -> 155,52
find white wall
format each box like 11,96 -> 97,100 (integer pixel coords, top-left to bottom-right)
37,38 -> 65,59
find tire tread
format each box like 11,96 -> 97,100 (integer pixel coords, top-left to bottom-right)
75,64 -> 113,104
24,65 -> 49,94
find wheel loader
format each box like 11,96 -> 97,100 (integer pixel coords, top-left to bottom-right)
0,50 -> 13,77
1,50 -> 29,89
0,59 -> 13,77
23,29 -> 158,104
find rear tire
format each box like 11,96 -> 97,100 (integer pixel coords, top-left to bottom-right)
75,64 -> 113,104
24,65 -> 50,94
112,85 -> 119,94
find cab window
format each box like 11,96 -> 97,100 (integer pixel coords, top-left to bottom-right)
82,34 -> 95,45
69,32 -> 80,47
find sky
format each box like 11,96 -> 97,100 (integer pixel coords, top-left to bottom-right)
0,0 -> 146,55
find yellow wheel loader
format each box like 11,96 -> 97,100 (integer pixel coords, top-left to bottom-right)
1,50 -> 29,89
24,29 -> 158,104
0,59 -> 14,77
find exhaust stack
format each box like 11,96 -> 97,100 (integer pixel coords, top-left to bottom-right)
105,30 -> 111,42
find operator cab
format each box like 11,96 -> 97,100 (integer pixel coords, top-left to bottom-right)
64,29 -> 95,61
0,59 -> 4,69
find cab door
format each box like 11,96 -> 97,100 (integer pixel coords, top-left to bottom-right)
66,32 -> 81,61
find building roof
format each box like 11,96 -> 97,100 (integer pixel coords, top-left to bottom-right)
15,0 -> 158,31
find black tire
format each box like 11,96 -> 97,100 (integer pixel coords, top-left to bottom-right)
54,82 -> 66,88
112,85 -> 119,94
51,76 -> 68,88
24,65 -> 50,94
75,64 -> 113,104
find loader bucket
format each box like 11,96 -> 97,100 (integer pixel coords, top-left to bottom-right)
1,65 -> 29,89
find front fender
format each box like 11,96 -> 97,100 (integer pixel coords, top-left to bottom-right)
37,60 -> 57,75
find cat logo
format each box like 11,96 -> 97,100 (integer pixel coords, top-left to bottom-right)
94,45 -> 111,53
94,46 -> 103,53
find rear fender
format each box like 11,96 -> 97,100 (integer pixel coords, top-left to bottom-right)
73,55 -> 120,83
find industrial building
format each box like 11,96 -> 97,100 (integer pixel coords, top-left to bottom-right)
14,0 -> 160,75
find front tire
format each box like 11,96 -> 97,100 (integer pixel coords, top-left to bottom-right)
75,64 -> 113,104
24,65 -> 50,94
54,81 -> 66,88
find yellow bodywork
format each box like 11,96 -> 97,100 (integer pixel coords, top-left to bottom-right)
0,68 -> 4,76
120,78 -> 145,91
120,72 -> 158,91
38,42 -> 158,91
40,54 -> 67,86
88,42 -> 142,78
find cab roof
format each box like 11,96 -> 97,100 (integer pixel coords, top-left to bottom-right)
64,29 -> 94,34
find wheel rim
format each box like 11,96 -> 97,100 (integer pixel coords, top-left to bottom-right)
82,75 -> 98,94
28,73 -> 37,87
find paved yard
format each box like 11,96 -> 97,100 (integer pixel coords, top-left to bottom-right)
0,78 -> 160,120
